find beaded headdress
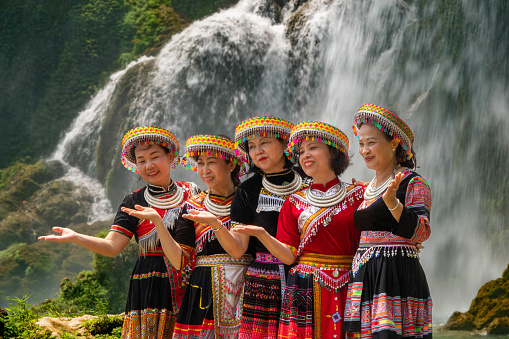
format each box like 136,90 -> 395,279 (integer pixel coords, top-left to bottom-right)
121,126 -> 180,173
352,104 -> 415,159
234,116 -> 294,154
182,135 -> 247,176
287,121 -> 349,163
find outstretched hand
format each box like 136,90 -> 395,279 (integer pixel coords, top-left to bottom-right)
382,172 -> 403,208
183,209 -> 220,228
121,204 -> 161,222
231,224 -> 266,238
38,227 -> 77,243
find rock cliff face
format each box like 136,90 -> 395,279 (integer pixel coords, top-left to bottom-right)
444,264 -> 509,334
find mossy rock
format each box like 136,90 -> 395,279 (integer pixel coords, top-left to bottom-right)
0,161 -> 65,221
444,264 -> 509,334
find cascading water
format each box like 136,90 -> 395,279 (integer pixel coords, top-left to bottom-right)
53,0 -> 508,320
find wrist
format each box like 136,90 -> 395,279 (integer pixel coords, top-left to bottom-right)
388,199 -> 400,211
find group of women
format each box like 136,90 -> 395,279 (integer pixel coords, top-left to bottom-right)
39,104 -> 433,339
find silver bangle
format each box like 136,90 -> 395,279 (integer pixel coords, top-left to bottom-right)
211,224 -> 224,232
388,199 -> 400,211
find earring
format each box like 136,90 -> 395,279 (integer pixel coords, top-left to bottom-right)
393,149 -> 396,152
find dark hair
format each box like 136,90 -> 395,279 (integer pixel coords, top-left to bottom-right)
294,144 -> 350,178
244,138 -> 294,174
378,126 -> 417,169
357,121 -> 417,169
131,143 -> 170,164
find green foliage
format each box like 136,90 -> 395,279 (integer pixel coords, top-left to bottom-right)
93,230 -> 138,313
172,0 -> 238,21
83,314 -> 124,335
1,293 -> 123,338
58,271 -> 109,315
2,294 -> 53,339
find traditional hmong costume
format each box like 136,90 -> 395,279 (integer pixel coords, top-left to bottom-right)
173,135 -> 251,339
232,117 -> 305,339
276,121 -> 363,339
343,105 -> 432,339
111,126 -> 200,339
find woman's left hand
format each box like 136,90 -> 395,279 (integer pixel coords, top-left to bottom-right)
122,205 -> 161,221
232,224 -> 266,238
382,172 -> 403,209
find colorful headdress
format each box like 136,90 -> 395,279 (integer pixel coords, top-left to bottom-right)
234,116 -> 294,154
182,135 -> 247,176
121,126 -> 180,173
352,104 -> 414,159
287,121 -> 349,163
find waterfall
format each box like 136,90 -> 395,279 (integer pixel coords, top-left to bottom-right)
51,0 -> 508,320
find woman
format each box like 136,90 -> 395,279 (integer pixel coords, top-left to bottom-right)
123,134 -> 251,339
39,126 -> 200,338
229,116 -> 304,339
233,121 -> 363,339
343,104 -> 432,339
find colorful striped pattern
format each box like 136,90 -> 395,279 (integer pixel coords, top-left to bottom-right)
121,307 -> 176,339
405,177 -> 432,243
238,265 -> 283,339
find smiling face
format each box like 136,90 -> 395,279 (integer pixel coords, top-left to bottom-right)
247,136 -> 287,174
134,143 -> 174,187
196,154 -> 235,195
298,139 -> 336,184
357,123 -> 399,172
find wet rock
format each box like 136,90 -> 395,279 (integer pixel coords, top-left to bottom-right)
444,264 -> 509,334
0,307 -> 7,337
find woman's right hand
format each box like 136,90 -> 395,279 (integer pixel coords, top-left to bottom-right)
182,209 -> 221,228
121,204 -> 161,222
38,227 -> 77,243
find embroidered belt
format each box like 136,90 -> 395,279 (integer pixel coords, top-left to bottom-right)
196,253 -> 252,267
358,230 -> 416,247
298,252 -> 353,268
291,253 -> 353,292
255,252 -> 283,264
352,231 -> 419,277
140,248 -> 165,257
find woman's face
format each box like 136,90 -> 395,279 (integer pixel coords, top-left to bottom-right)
247,136 -> 286,174
357,124 -> 398,172
134,143 -> 174,187
197,155 -> 234,194
298,139 -> 335,183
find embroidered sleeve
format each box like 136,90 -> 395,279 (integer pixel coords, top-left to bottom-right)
394,176 -> 432,242
275,198 -> 300,251
179,244 -> 196,281
110,193 -> 139,238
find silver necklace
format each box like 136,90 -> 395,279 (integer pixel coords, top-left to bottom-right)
144,183 -> 184,209
204,191 -> 231,216
364,165 -> 400,201
262,170 -> 303,196
306,179 -> 347,208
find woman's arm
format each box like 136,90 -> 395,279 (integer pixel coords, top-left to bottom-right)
121,205 -> 185,269
384,173 -> 432,242
232,225 -> 296,264
182,209 -> 250,259
38,227 -> 131,257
